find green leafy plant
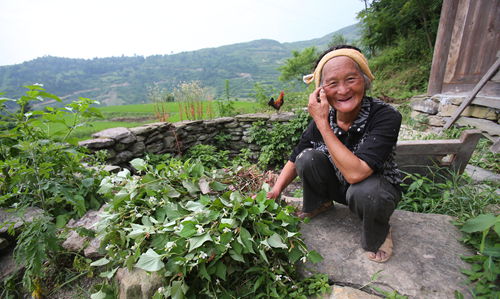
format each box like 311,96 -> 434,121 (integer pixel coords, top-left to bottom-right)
398,169 -> 499,298
398,170 -> 497,218
183,144 -> 230,170
0,86 -> 106,296
92,158 -> 329,298
249,110 -> 310,169
457,214 -> 500,297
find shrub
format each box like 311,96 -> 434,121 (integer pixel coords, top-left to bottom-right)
0,86 -> 107,296
249,110 -> 310,169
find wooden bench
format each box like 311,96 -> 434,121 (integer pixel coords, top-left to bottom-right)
395,129 -> 483,179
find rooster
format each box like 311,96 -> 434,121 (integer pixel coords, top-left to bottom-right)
268,91 -> 284,111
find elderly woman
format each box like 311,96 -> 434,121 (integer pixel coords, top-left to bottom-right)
267,45 -> 402,263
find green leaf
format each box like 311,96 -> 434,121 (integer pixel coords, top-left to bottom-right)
170,280 -> 188,299
483,246 -> 500,257
307,250 -> 324,263
215,260 -> 227,280
184,201 -> 205,212
238,227 -> 255,254
188,233 -> 212,252
90,258 -> 110,266
229,250 -> 245,262
130,158 -> 147,171
178,222 -> 197,238
253,275 -> 265,293
259,248 -> 269,264
127,223 -> 148,238
55,214 -> 69,228
494,221 -> 500,237
219,218 -> 235,230
267,233 -> 287,249
135,248 -> 165,272
209,181 -> 227,191
182,180 -> 200,194
99,267 -> 118,279
199,263 -> 211,281
288,247 -> 303,263
90,290 -> 107,299
164,184 -> 181,198
461,214 -> 497,233
483,256 -> 496,281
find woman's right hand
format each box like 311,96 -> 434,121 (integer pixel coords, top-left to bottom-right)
267,188 -> 281,200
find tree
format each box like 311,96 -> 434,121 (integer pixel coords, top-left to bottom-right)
357,0 -> 442,56
278,47 -> 319,83
328,33 -> 348,48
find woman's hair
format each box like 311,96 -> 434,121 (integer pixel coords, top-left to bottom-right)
315,45 -> 372,90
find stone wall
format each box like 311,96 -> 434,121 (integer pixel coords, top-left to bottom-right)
78,112 -> 296,165
410,94 -> 500,137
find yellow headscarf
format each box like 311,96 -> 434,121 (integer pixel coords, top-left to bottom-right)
303,48 -> 375,88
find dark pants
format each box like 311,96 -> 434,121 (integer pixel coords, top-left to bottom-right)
295,149 -> 401,252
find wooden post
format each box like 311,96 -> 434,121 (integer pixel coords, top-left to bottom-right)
427,0 -> 458,95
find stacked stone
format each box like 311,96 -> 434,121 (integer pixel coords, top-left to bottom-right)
410,95 -> 499,137
78,112 -> 297,166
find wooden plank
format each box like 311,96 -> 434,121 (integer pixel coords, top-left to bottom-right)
396,140 -> 462,155
442,81 -> 500,98
473,95 -> 500,109
444,0 -> 470,84
395,130 -> 482,176
451,130 -> 483,173
443,57 -> 500,129
427,0 -> 459,95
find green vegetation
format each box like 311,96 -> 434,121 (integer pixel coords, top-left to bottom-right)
0,89 -> 330,298
92,157 -> 329,298
398,170 -> 499,298
39,100 -> 259,141
249,110 -> 310,169
358,0 -> 442,99
0,86 -> 107,297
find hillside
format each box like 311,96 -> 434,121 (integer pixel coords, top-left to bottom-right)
0,24 -> 360,106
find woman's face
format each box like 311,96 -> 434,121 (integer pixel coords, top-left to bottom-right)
320,56 -> 365,115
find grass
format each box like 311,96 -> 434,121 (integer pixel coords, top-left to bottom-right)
45,101 -> 260,141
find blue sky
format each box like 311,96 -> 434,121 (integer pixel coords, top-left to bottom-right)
0,0 -> 366,66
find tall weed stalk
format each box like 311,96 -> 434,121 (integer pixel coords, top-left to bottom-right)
0,86 -> 106,296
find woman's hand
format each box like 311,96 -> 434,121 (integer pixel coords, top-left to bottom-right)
308,87 -> 330,128
266,188 -> 281,200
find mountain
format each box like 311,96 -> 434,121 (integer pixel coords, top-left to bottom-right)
0,23 -> 361,106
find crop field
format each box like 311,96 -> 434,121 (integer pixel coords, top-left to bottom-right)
52,101 -> 261,141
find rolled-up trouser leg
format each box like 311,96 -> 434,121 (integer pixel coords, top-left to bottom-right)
295,149 -> 343,213
346,174 -> 401,252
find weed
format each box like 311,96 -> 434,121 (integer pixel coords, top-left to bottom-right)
249,110 -> 310,169
398,169 -> 499,298
0,86 -> 106,296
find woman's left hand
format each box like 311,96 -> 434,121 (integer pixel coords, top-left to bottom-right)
308,87 -> 330,126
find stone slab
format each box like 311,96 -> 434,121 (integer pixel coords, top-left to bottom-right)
456,117 -> 500,136
0,248 -> 22,281
465,165 -> 500,184
0,207 -> 44,234
299,205 -> 474,299
92,127 -> 133,141
325,285 -> 380,299
79,138 -> 115,149
411,99 -> 439,115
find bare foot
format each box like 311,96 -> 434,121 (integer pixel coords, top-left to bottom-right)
366,229 -> 393,263
367,250 -> 390,262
